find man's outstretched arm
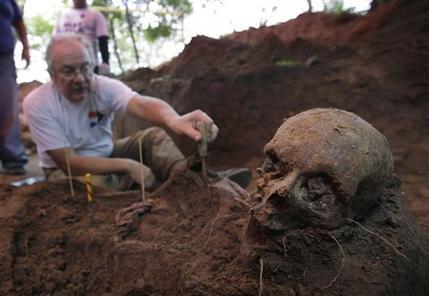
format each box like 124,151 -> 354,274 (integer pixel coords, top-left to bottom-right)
126,95 -> 218,142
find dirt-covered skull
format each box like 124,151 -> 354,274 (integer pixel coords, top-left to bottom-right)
254,108 -> 394,230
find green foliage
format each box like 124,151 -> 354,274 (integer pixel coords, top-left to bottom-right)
27,15 -> 53,37
93,0 -> 195,73
22,0 -> 217,74
159,0 -> 192,14
135,0 -> 193,41
144,24 -> 172,42
26,15 -> 54,50
324,0 -> 355,15
275,58 -> 299,67
92,0 -> 109,6
93,0 -> 194,47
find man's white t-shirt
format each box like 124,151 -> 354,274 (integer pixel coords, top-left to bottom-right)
55,8 -> 108,63
23,75 -> 137,168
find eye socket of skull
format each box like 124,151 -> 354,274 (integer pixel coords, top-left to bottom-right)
263,149 -> 289,176
263,172 -> 343,229
300,173 -> 337,203
292,173 -> 343,228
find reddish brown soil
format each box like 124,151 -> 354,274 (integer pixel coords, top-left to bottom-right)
1,0 -> 429,295
0,175 -> 271,295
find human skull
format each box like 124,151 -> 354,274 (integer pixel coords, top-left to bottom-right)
253,108 -> 394,230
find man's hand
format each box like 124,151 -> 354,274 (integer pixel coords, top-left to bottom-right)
13,19 -> 30,68
98,63 -> 110,75
125,159 -> 156,189
126,160 -> 145,184
167,110 -> 219,142
22,46 -> 30,68
127,96 -> 218,142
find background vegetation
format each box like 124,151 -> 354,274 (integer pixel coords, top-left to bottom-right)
15,0 -> 368,77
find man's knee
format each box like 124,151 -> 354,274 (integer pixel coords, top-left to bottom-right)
140,127 -> 175,145
143,126 -> 169,138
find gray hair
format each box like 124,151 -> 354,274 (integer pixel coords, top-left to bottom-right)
46,32 -> 95,74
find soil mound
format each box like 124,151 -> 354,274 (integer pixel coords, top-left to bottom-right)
0,175 -> 262,295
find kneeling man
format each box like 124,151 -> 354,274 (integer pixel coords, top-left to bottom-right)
24,33 -> 248,191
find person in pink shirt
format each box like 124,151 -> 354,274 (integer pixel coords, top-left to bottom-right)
55,0 -> 110,75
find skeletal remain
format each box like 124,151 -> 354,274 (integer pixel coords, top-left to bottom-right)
254,108 -> 394,230
242,108 -> 429,295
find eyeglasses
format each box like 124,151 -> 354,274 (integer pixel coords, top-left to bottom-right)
56,63 -> 93,80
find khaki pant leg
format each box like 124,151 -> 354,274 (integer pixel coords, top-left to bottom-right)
111,127 -> 185,182
43,168 -> 128,192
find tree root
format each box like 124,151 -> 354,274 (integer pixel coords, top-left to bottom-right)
346,218 -> 411,263
321,233 -> 345,290
259,258 -> 264,296
204,214 -> 232,247
282,235 -> 288,258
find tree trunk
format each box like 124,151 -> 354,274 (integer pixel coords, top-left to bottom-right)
307,0 -> 313,12
370,0 -> 389,11
121,0 -> 140,66
109,17 -> 125,74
